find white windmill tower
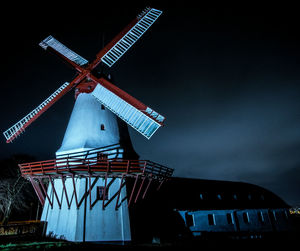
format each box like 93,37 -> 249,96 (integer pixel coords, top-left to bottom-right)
3,7 -> 173,243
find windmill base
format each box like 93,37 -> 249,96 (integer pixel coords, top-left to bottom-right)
41,177 -> 131,242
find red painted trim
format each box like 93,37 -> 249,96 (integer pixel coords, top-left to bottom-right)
19,157 -> 172,179
49,176 -> 61,209
142,176 -> 153,199
38,178 -> 53,208
115,174 -> 125,210
157,179 -> 165,191
128,174 -> 140,208
102,173 -> 108,210
75,81 -> 98,99
95,77 -> 147,111
29,177 -> 45,206
61,176 -> 71,209
6,72 -> 92,143
71,174 -> 79,209
134,176 -> 146,204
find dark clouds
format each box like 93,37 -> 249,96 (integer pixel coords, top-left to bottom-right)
0,2 -> 299,205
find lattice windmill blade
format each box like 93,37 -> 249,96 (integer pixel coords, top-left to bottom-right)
39,35 -> 89,70
92,7 -> 162,69
3,36 -> 91,143
91,77 -> 165,139
3,82 -> 72,143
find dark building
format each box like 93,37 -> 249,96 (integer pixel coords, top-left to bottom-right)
130,177 -> 295,243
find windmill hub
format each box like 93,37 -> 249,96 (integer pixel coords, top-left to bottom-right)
75,80 -> 98,99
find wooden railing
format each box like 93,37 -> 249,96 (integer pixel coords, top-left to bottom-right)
19,158 -> 173,178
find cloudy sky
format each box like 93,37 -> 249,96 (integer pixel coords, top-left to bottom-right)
0,1 -> 299,205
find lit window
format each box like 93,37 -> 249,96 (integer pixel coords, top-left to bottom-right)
100,124 -> 105,130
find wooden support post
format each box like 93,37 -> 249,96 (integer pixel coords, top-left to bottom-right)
142,176 -> 152,199
115,174 -> 125,210
61,175 -> 71,209
29,176 -> 45,206
157,179 -> 165,191
102,173 -> 108,210
134,176 -> 145,204
89,175 -> 92,210
49,176 -> 61,209
71,174 -> 79,209
38,177 -> 53,208
128,174 -> 140,208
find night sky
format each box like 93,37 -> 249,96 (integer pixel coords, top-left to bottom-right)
0,1 -> 299,205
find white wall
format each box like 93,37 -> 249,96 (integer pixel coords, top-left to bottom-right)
41,177 -> 131,242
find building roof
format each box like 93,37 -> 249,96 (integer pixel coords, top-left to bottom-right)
142,177 -> 289,211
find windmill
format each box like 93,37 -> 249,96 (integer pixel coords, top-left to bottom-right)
3,7 -> 173,242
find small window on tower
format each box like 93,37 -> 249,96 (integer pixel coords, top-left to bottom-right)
97,186 -> 108,200
101,104 -> 105,110
101,124 -> 105,130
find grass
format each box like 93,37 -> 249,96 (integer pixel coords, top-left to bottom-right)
0,241 -> 73,250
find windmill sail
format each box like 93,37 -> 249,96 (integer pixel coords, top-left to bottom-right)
3,7 -> 165,143
3,82 -> 71,143
91,78 -> 164,139
99,8 -> 162,67
39,36 -> 89,67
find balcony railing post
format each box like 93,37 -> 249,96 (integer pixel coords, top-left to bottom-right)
67,158 -> 70,172
41,162 -> 44,175
126,160 -> 130,173
107,161 -> 110,173
142,161 -> 147,174
55,160 -> 58,174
